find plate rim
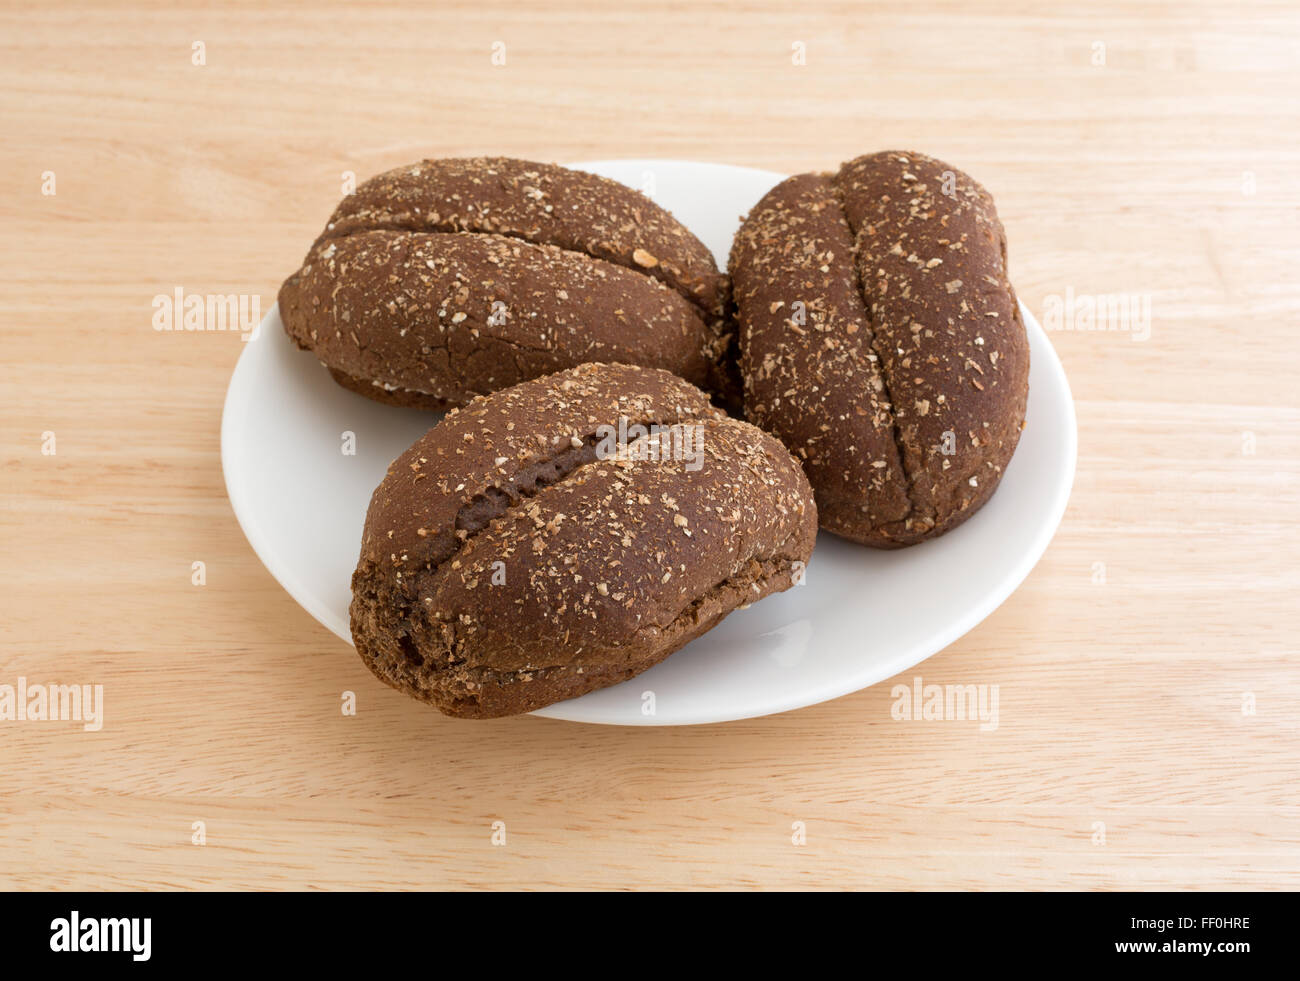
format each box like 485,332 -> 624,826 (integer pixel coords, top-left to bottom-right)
221,308 -> 356,642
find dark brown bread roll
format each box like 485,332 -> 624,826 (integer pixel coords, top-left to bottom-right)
350,362 -> 817,719
729,151 -> 1029,547
279,157 -> 732,410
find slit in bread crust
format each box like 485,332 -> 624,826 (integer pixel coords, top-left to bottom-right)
320,219 -> 720,324
826,175 -> 917,528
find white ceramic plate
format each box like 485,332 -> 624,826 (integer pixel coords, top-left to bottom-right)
222,159 -> 1076,726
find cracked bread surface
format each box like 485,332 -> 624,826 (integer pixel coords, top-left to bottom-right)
729,150 -> 1029,547
318,156 -> 727,318
279,157 -> 733,409
350,362 -> 818,719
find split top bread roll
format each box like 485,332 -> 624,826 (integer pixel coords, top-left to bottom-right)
729,151 -> 1029,547
279,157 -> 732,410
350,362 -> 818,719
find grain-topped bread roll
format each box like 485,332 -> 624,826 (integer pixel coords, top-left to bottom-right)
350,362 -> 817,719
279,157 -> 732,410
729,151 -> 1029,547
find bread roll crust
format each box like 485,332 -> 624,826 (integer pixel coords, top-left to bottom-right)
730,151 -> 1029,547
350,362 -> 818,718
319,156 -> 727,318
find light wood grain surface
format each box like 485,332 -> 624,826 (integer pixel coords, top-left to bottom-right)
2,0 -> 1298,891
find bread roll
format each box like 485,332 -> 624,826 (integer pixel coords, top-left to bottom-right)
350,362 -> 817,718
279,157 -> 732,410
729,151 -> 1029,547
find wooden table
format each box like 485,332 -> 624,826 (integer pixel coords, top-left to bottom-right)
3,0 -> 1297,890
